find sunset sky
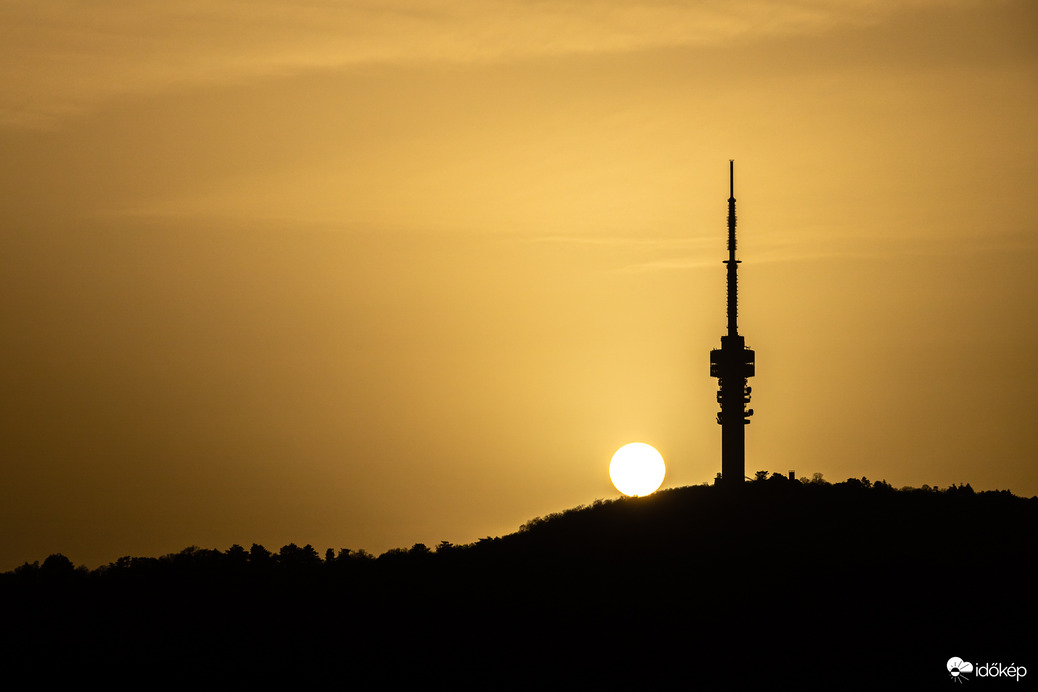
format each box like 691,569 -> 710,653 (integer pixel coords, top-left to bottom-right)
2,0 -> 1036,570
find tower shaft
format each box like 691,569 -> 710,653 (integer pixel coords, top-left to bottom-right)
710,161 -> 754,484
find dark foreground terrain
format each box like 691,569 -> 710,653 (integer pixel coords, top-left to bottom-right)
3,477 -> 1035,688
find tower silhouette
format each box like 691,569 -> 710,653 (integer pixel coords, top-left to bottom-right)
710,161 -> 755,484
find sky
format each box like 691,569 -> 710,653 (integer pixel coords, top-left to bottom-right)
1,0 -> 1036,570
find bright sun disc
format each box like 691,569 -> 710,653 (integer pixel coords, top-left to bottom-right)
609,443 -> 666,497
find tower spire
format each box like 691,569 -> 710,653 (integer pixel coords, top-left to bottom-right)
726,159 -> 738,337
710,160 -> 755,484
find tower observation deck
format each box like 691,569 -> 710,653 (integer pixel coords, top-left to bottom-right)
710,160 -> 754,484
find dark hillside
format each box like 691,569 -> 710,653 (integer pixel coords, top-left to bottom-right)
3,479 -> 1035,688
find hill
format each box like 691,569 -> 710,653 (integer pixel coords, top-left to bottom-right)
2,478 -> 1035,688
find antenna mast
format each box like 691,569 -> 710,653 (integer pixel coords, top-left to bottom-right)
726,159 -> 738,337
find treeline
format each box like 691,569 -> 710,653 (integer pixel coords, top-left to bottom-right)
2,475 -> 1015,582
6,542 -> 374,584
2,478 -> 1035,687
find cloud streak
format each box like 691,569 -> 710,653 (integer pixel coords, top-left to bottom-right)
1,0 -> 959,128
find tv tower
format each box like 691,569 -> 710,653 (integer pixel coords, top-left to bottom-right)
710,160 -> 755,484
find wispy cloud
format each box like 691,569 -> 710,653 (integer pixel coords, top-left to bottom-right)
529,234 -> 712,248
1,0 -> 956,128
616,256 -> 716,273
525,231 -> 927,273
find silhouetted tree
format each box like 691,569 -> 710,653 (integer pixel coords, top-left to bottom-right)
277,543 -> 321,568
226,544 -> 249,565
39,554 -> 77,586
249,543 -> 273,565
40,553 -> 74,574
13,561 -> 40,577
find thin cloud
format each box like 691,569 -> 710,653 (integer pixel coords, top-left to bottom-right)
529,234 -> 713,248
526,233 -> 913,272
617,256 -> 717,273
1,0 -> 961,128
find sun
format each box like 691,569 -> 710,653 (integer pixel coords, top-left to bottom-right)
609,443 -> 666,497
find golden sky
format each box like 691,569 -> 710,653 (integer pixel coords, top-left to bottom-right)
1,0 -> 1036,569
